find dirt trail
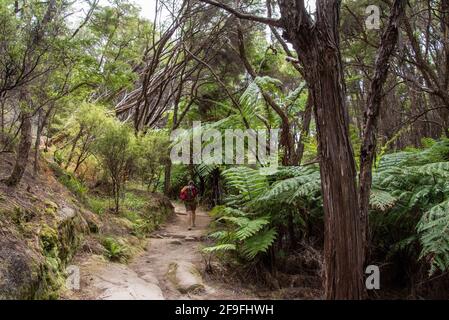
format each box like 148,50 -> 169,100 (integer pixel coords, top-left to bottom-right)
68,202 -> 256,300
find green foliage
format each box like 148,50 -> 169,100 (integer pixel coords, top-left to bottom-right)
370,139 -> 449,274
122,192 -> 147,211
58,174 -> 88,200
417,200 -> 449,275
102,237 -> 129,263
258,165 -> 321,205
222,167 -> 268,206
133,132 -> 170,191
220,216 -> 270,240
94,119 -> 135,212
370,189 -> 398,212
202,243 -> 237,254
130,218 -> 155,238
241,228 -> 277,260
206,139 -> 449,277
204,208 -> 277,261
87,196 -> 110,215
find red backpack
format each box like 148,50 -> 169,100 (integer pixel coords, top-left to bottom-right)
180,185 -> 197,201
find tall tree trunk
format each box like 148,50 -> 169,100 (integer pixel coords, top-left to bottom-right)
4,111 -> 32,187
310,52 -> 363,300
280,0 -> 364,299
359,0 -> 405,261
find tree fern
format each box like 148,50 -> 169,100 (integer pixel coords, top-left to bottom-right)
210,139 -> 449,276
241,228 -> 277,260
235,218 -> 270,240
370,189 -> 398,211
222,167 -> 268,205
417,200 -> 449,275
203,215 -> 275,260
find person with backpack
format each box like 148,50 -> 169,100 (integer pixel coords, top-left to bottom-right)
180,180 -> 198,230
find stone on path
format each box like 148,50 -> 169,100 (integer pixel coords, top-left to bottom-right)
170,239 -> 183,245
83,259 -> 164,300
167,261 -> 205,294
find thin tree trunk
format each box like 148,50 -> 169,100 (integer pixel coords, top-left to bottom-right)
73,155 -> 86,174
359,0 -> 405,262
112,178 -> 120,213
33,108 -> 44,176
236,26 -> 296,165
0,96 -> 5,147
65,126 -> 83,170
164,161 -> 171,196
296,94 -> 313,165
4,111 -> 32,187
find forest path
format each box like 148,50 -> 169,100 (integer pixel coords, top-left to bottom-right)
128,201 -> 256,300
68,202 -> 256,300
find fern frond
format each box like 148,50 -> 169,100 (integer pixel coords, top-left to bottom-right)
219,216 -> 250,228
413,162 -> 449,178
234,218 -> 270,241
259,170 -> 321,204
370,189 -> 398,211
242,228 -> 277,260
202,244 -> 237,254
223,167 -> 268,203
417,200 -> 449,275
208,231 -> 229,240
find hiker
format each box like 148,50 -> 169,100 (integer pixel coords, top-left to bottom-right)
180,180 -> 198,230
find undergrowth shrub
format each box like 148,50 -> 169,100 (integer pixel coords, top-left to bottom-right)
101,237 -> 129,263
58,174 -> 88,200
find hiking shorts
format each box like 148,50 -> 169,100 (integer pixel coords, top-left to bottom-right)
184,201 -> 197,212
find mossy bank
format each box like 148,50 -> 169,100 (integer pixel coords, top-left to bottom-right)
0,153 -> 174,299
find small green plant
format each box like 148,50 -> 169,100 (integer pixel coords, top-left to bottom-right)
59,174 -> 88,200
87,196 -> 110,215
123,192 -> 147,211
203,206 -> 277,261
102,237 -> 129,263
131,218 -> 154,238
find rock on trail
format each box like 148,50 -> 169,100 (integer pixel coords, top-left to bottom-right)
167,261 -> 205,294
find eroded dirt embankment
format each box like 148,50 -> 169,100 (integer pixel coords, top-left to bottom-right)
0,153 -> 90,299
0,153 -> 173,300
